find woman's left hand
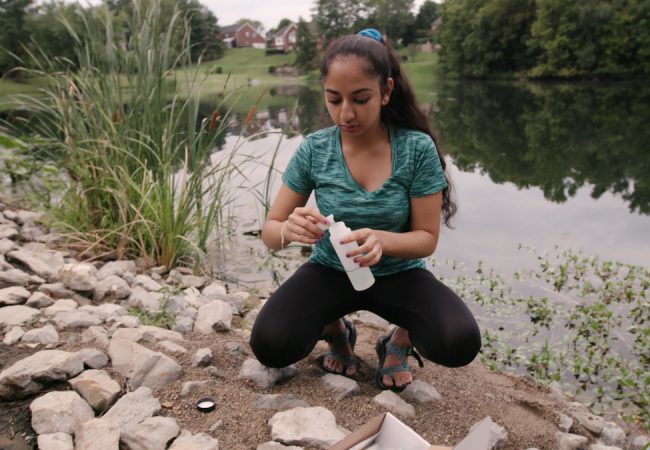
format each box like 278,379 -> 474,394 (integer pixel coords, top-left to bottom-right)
342,228 -> 383,267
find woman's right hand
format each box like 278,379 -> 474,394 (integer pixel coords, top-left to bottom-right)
282,207 -> 328,245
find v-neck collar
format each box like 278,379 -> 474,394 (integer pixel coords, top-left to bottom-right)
336,127 -> 396,196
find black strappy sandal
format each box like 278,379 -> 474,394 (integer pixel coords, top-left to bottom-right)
375,328 -> 424,392
319,317 -> 359,376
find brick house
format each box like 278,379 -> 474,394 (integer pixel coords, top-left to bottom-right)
220,22 -> 265,49
269,23 -> 298,52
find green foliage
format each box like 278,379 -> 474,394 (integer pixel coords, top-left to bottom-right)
8,0 -> 237,267
294,18 -> 317,72
313,0 -> 360,47
438,0 -> 650,78
361,0 -> 417,45
0,0 -> 34,76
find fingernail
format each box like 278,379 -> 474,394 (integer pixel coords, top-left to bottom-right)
340,240 -> 345,244
345,253 -> 350,257
323,220 -> 329,224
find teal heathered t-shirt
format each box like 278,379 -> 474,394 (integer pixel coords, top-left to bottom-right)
282,126 -> 448,276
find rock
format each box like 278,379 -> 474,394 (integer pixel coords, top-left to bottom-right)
589,445 -> 623,450
53,310 -> 103,329
3,326 -> 24,345
453,416 -> 508,450
112,327 -> 144,342
172,316 -> 195,334
76,348 -> 109,369
21,325 -> 59,345
140,325 -> 184,343
206,366 -> 224,379
158,340 -> 188,355
558,413 -> 574,433
255,394 -> 310,410
0,269 -> 35,288
600,422 -> 626,446
7,249 -> 65,281
191,348 -> 213,367
209,420 -> 224,432
78,304 -> 127,322
0,226 -> 18,240
268,406 -> 347,449
107,315 -> 139,330
0,350 -> 84,399
225,341 -> 248,356
202,281 -> 227,297
42,299 -> 78,316
0,304 -> 39,328
81,326 -> 109,350
0,238 -> 17,254
30,390 -> 95,435
102,386 -> 161,433
59,263 -> 97,291
38,283 -> 78,300
180,380 -> 218,397
555,431 -> 589,450
75,418 -> 120,450
128,287 -> 164,314
94,275 -> 131,301
401,380 -> 442,404
26,292 -> 54,308
194,300 -> 232,333
163,294 -> 194,317
108,338 -> 182,390
320,374 -> 360,401
630,435 -> 650,450
13,209 -> 43,225
373,390 -> 415,417
121,416 -> 180,450
169,430 -> 219,450
0,286 -> 31,305
96,260 -> 137,280
257,442 -> 304,450
568,402 -> 607,435
238,358 -> 298,389
133,274 -> 163,292
37,432 -> 74,450
68,369 -> 121,413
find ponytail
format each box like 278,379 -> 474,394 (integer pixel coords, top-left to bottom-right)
321,33 -> 457,227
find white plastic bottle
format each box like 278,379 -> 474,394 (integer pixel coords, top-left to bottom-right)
319,215 -> 375,291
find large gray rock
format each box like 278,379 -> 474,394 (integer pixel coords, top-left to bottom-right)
59,263 -> 98,291
127,287 -> 164,314
589,445 -> 623,450
0,286 -> 30,305
257,442 -> 303,450
555,431 -> 589,450
7,249 -> 65,281
0,350 -> 83,399
42,299 -> 78,316
268,406 -> 347,449
568,402 -> 606,434
81,326 -> 109,350
53,310 -> 103,329
168,430 -> 219,450
401,380 -> 442,404
373,390 -> 415,418
133,274 -> 163,292
194,300 -> 232,333
102,387 -> 161,433
600,422 -> 626,446
96,260 -> 137,280
453,416 -> 508,450
36,432 -> 74,450
76,348 -> 109,369
202,281 -> 227,297
111,327 -> 144,342
38,283 -> 78,300
320,374 -> 360,401
238,358 -> 297,389
3,326 -> 24,345
30,390 -> 95,435
121,416 -> 180,450
0,238 -> 17,254
558,413 -> 574,433
94,275 -> 131,301
78,304 -> 126,322
630,435 -> 650,450
25,292 -> 54,308
21,325 -> 59,345
0,304 -> 39,328
68,369 -> 121,412
158,340 -> 188,355
255,394 -> 309,411
0,225 -> 18,240
108,338 -> 182,390
75,418 -> 120,450
0,269 -> 35,288
140,325 -> 184,343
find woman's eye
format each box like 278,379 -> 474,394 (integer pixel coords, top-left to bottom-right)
327,99 -> 341,105
354,98 -> 370,104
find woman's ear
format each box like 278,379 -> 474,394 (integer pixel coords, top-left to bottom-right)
382,77 -> 394,105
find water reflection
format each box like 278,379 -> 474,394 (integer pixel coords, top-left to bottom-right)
434,81 -> 650,215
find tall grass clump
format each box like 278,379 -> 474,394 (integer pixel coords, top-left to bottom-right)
8,0 -> 237,268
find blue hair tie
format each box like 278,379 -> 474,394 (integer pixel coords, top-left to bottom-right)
357,28 -> 382,42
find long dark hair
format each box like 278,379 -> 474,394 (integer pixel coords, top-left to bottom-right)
320,34 -> 457,227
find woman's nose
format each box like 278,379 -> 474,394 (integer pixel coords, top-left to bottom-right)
340,100 -> 355,122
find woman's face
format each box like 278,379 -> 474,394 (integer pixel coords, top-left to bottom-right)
323,55 -> 393,137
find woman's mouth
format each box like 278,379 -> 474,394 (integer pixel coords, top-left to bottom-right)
340,124 -> 359,132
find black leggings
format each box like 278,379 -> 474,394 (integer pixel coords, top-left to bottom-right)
250,262 -> 481,368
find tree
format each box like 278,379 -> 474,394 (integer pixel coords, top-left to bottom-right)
312,0 -> 360,47
362,0 -> 416,45
0,0 -> 34,76
236,18 -> 262,30
182,2 -> 224,62
294,17 -> 316,72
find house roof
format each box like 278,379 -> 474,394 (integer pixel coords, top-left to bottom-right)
270,23 -> 296,38
221,22 -> 263,35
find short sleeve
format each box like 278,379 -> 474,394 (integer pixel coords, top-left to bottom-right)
282,138 -> 314,195
410,136 -> 448,197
